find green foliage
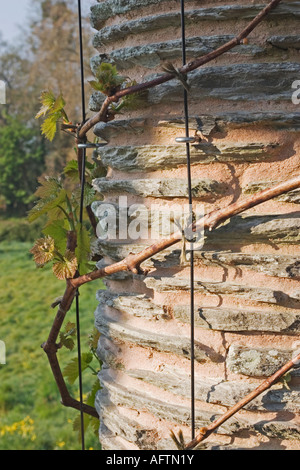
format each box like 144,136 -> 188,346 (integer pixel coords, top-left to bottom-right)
110,79 -> 148,114
73,379 -> 101,443
59,322 -> 77,351
88,63 -> 126,96
36,91 -> 70,142
0,114 -> 46,216
0,240 -> 103,450
75,223 -> 94,275
89,63 -> 147,116
0,217 -> 45,243
28,86 -> 107,447
28,177 -> 66,223
28,158 -> 104,280
62,328 -> 102,441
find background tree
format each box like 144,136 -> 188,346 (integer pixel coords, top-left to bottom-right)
0,114 -> 46,215
0,0 -> 93,216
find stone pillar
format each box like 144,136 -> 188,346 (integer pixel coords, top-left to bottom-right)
90,0 -> 300,450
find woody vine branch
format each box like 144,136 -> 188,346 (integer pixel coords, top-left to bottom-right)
30,0 -> 300,443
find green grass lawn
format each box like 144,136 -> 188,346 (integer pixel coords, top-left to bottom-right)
0,240 -> 104,450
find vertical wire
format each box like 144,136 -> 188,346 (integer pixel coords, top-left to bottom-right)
77,0 -> 86,451
180,0 -> 196,440
78,0 -> 86,122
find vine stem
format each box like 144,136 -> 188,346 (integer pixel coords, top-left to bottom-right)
42,175 -> 300,420
78,0 -> 283,137
184,352 -> 300,450
70,176 -> 300,289
42,0 -> 290,424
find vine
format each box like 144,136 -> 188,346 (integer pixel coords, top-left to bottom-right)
29,0 -> 300,449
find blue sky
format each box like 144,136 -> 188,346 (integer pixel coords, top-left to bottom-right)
0,0 -> 95,43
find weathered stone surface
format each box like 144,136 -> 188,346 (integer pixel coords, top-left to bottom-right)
93,176 -> 225,199
95,141 -> 278,172
243,181 -> 300,204
227,345 -> 300,377
96,290 -> 169,320
127,365 -> 300,412
255,421 -> 300,440
97,402 -> 160,450
91,36 -> 263,71
90,0 -> 181,30
96,369 -> 251,434
96,290 -> 300,333
90,64 -> 300,111
145,276 -> 300,307
92,3 -> 300,39
198,251 -> 300,279
158,113 -> 300,136
93,118 -> 146,142
174,305 -> 300,333
99,424 -> 140,451
267,35 -> 300,50
94,238 -> 300,278
89,91 -> 106,113
92,202 -> 300,246
94,306 -> 216,363
206,214 -> 300,246
147,63 -> 300,104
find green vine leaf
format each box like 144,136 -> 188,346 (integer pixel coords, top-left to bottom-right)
111,79 -> 148,114
28,176 -> 68,223
35,90 -> 56,119
72,184 -> 96,209
63,159 -> 80,181
36,90 -> 70,141
63,352 -> 93,385
75,223 -> 94,275
59,322 -> 77,351
88,63 -> 126,96
88,328 -> 101,353
43,220 -> 68,253
73,379 -> 101,441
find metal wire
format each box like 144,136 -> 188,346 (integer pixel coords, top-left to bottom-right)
179,0 -> 196,440
77,0 -> 86,451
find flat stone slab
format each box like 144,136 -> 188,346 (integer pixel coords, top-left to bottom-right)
227,344 -> 300,377
144,276 -> 300,307
90,63 -> 300,111
267,35 -> 300,50
243,181 -> 300,204
96,369 -> 251,434
91,35 -> 264,71
97,290 -> 300,334
146,63 -> 300,105
91,3 -> 300,38
93,176 -> 225,199
158,113 -> 300,136
95,306 -> 217,363
95,239 -> 300,279
95,141 -> 279,172
126,365 -> 300,413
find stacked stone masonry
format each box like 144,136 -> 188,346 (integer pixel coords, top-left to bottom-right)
90,0 -> 300,450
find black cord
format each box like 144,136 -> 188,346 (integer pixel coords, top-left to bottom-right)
77,0 -> 86,451
180,0 -> 196,440
78,0 -> 86,123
